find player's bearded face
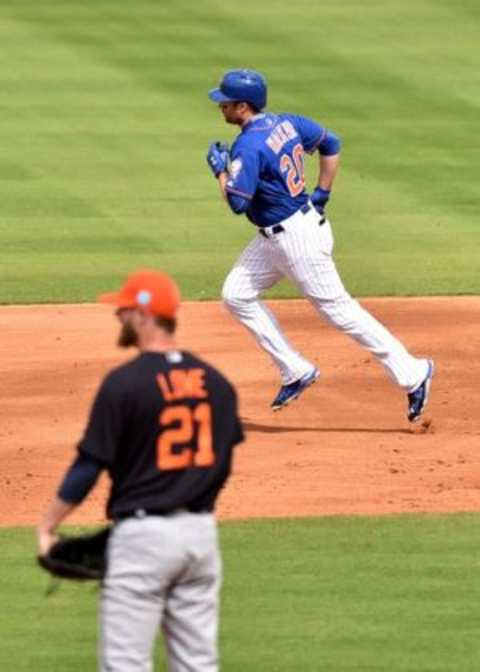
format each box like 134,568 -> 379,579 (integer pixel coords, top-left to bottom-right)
116,309 -> 139,347
219,102 -> 243,124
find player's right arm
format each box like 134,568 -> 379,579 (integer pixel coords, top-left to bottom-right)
318,152 -> 340,192
290,114 -> 341,211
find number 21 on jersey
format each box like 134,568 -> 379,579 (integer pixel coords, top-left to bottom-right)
280,143 -> 305,197
157,403 -> 214,470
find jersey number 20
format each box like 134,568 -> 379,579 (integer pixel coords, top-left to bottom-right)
280,143 -> 305,197
157,403 -> 214,470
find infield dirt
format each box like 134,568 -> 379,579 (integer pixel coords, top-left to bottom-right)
1,297 -> 479,526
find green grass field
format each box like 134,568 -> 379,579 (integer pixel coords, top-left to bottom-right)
0,0 -> 478,303
3,516 -> 480,671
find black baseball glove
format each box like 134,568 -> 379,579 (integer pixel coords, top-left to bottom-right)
37,527 -> 111,581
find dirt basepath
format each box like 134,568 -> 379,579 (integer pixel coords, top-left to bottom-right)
1,297 -> 479,526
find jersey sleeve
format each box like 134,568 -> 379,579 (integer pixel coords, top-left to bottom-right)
57,452 -> 103,503
289,114 -> 328,154
225,143 -> 260,202
291,115 -> 341,155
77,375 -> 124,466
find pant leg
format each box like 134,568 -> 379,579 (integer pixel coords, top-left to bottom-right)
163,515 -> 221,672
281,212 -> 428,391
99,520 -> 165,672
222,233 -> 314,384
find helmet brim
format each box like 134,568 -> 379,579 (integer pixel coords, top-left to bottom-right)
208,88 -> 236,104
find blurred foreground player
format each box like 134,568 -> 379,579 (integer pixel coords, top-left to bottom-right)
37,268 -> 244,672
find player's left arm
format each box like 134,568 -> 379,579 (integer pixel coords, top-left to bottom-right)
206,142 -> 229,189
37,375 -> 121,556
206,142 -> 237,206
207,141 -> 259,215
37,497 -> 76,556
217,171 -> 230,202
210,166 -> 246,215
37,453 -> 104,555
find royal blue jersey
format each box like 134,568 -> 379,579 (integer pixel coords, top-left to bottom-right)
225,113 -> 340,227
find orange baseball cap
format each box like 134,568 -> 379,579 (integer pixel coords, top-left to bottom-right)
98,269 -> 180,319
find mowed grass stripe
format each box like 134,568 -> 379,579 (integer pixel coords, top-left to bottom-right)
2,515 -> 480,671
0,1 -> 478,302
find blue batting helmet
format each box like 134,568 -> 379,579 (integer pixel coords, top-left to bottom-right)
208,69 -> 267,110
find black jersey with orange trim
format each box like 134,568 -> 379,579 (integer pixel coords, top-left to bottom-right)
77,350 -> 243,518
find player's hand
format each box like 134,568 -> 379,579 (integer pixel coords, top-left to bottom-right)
206,142 -> 229,178
37,526 -> 59,557
310,186 -> 331,214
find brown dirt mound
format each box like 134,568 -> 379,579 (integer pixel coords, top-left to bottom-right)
1,297 -> 479,526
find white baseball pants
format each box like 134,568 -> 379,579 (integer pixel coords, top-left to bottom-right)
222,205 -> 428,391
100,512 -> 221,672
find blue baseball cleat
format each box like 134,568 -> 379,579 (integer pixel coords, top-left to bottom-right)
407,359 -> 435,422
271,368 -> 320,411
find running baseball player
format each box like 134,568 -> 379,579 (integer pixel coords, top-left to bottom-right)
206,69 -> 434,422
37,269 -> 244,672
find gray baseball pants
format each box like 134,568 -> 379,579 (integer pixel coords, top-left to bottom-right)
99,512 -> 221,672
